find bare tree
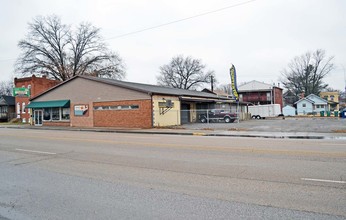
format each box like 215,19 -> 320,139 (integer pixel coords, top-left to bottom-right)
157,55 -> 215,90
0,79 -> 14,96
15,15 -> 125,81
280,49 -> 334,101
216,83 -> 231,94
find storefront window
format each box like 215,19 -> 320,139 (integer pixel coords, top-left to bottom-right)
52,107 -> 60,120
42,107 -> 70,121
44,108 -> 51,120
17,102 -> 20,114
62,108 -> 70,120
22,103 -> 26,113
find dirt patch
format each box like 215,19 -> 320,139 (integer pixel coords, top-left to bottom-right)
201,128 -> 214,131
332,130 -> 346,133
154,126 -> 186,130
227,128 -> 249,131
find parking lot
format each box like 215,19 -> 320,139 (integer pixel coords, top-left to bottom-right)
182,117 -> 346,133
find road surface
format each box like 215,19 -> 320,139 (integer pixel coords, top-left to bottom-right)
0,128 -> 345,219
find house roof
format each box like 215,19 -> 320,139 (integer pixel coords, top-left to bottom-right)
294,94 -> 328,105
238,80 -> 282,92
0,95 -> 15,106
31,75 -> 233,101
283,105 -> 296,110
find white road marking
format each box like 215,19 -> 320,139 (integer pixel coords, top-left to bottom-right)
15,148 -> 57,155
301,178 -> 346,184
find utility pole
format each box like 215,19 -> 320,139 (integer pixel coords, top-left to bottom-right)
210,75 -> 214,92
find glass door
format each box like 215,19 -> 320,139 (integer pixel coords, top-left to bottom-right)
34,110 -> 43,126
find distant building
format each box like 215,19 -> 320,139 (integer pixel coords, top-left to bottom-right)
0,95 -> 15,122
14,75 -> 61,123
238,80 -> 283,109
295,94 -> 328,115
320,91 -> 339,111
282,105 -> 296,116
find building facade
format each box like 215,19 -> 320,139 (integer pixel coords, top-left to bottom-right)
27,76 -> 236,128
14,75 -> 60,123
320,91 -> 339,111
295,94 -> 328,115
0,95 -> 15,122
238,80 -> 283,109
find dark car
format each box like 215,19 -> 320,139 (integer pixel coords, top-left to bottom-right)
198,109 -> 236,123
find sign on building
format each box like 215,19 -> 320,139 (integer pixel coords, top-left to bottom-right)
13,88 -> 30,97
74,105 -> 88,116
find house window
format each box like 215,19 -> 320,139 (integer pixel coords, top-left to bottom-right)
266,92 -> 271,101
330,95 -> 334,101
93,105 -> 140,110
22,102 -> 26,113
302,103 -> 306,108
316,105 -> 320,108
17,102 -> 20,114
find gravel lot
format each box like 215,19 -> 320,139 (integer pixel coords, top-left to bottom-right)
182,117 -> 346,133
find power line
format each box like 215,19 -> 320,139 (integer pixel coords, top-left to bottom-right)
0,0 -> 257,62
105,0 -> 257,40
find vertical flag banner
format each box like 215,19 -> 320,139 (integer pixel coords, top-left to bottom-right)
230,64 -> 239,101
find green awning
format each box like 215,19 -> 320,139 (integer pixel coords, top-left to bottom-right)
27,100 -> 70,108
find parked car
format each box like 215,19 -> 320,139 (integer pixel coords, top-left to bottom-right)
198,109 -> 236,123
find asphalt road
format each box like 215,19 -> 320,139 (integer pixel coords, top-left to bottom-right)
0,128 -> 345,219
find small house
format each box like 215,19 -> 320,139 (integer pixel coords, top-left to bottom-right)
0,95 -> 15,122
295,94 -> 328,115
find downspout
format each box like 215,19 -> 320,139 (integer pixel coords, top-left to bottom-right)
149,92 -> 153,128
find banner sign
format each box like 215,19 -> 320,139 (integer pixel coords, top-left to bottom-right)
13,87 -> 30,97
230,64 -> 239,101
74,105 -> 88,116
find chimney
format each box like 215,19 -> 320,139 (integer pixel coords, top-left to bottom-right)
301,91 -> 305,99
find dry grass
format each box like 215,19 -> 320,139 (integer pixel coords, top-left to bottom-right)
227,128 -> 249,131
332,130 -> 346,133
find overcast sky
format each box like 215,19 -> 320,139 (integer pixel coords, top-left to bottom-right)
1,0 -> 346,91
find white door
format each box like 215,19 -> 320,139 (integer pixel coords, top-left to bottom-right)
34,110 -> 43,126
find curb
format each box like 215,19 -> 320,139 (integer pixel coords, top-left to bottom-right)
1,125 -> 343,140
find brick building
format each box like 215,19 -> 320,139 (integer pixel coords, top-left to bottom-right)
238,80 -> 283,109
14,75 -> 60,123
27,75 -> 234,128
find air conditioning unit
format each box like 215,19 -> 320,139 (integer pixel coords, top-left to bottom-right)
166,100 -> 173,108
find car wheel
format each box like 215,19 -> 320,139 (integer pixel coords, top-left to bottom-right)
251,115 -> 256,119
224,116 -> 231,123
200,117 -> 207,123
256,115 -> 261,119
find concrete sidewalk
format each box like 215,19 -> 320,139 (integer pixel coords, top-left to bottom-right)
1,124 -> 346,140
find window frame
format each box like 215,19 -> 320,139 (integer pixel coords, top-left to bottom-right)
42,107 -> 70,121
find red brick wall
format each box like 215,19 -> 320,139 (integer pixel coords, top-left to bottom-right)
93,99 -> 152,128
14,75 -> 61,122
273,87 -> 283,109
241,91 -> 269,103
70,102 -> 94,127
43,121 -> 70,127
